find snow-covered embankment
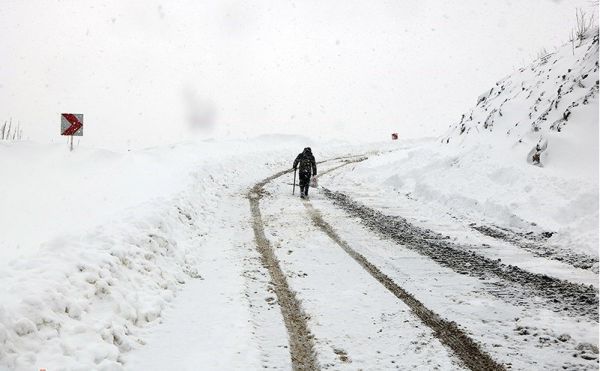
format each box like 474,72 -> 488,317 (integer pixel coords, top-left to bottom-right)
0,137 -> 337,370
328,34 -> 599,268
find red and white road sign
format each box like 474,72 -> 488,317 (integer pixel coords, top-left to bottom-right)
61,113 -> 83,136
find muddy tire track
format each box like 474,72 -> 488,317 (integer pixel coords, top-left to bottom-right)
471,224 -> 599,272
321,188 -> 599,321
249,168 -> 319,371
246,155 -> 370,370
315,156 -> 369,178
303,201 -> 505,371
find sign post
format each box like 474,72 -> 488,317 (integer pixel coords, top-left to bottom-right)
61,113 -> 83,151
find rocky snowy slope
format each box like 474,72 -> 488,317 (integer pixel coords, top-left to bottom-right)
441,31 -> 600,260
442,31 -> 599,168
327,34 -> 599,270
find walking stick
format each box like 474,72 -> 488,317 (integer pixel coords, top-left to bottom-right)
292,168 -> 297,195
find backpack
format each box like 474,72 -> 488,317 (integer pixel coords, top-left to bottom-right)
298,155 -> 313,173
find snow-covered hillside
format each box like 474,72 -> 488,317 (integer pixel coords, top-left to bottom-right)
326,35 -> 599,270
443,32 -> 599,170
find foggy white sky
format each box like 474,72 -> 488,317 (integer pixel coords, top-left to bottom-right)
0,0 -> 594,149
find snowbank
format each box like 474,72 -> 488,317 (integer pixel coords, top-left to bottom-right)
332,137 -> 598,257
0,137 -> 315,264
0,136 -> 365,370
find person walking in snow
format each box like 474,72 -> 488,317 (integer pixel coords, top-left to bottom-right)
293,147 -> 317,198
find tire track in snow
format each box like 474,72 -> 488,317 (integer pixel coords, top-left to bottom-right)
246,154 -> 373,370
302,192 -> 504,369
249,168 -> 319,371
471,223 -> 598,272
320,188 -> 599,321
308,156 -> 503,369
315,156 -> 369,178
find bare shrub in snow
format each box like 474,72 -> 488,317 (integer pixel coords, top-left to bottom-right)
536,48 -> 550,62
1,119 -> 24,141
569,29 -> 576,55
575,8 -> 597,43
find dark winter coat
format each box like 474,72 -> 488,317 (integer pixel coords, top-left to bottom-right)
293,149 -> 317,176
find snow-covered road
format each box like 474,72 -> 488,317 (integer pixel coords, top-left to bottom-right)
1,141 -> 597,371
127,154 -> 598,370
